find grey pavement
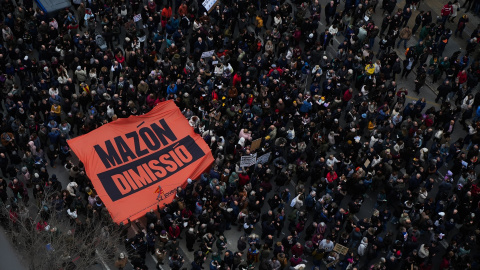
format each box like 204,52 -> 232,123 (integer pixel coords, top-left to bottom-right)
0,227 -> 27,270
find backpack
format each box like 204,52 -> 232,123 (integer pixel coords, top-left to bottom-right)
287,209 -> 298,222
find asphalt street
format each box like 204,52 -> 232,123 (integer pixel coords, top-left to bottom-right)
0,228 -> 27,270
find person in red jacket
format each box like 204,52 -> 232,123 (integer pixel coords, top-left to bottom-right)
441,2 -> 453,25
161,6 -> 172,20
147,0 -> 156,14
36,219 -> 48,231
457,69 -> 467,86
267,64 -> 284,77
425,114 -> 435,127
232,72 -> 242,87
439,252 -> 454,269
291,242 -> 304,257
289,254 -> 303,267
168,223 -> 181,239
238,171 -> 250,186
326,169 -> 338,183
343,88 -> 353,104
8,178 -> 24,200
177,3 -> 188,17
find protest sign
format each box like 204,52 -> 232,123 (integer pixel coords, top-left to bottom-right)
68,101 -> 214,223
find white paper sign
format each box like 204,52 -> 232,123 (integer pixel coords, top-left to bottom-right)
240,153 -> 257,167
201,50 -> 215,58
256,152 -> 271,164
133,14 -> 142,22
202,0 -> 219,12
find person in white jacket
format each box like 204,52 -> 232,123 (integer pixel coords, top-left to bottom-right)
418,244 -> 430,259
461,94 -> 474,110
358,237 -> 368,256
449,0 -> 460,23
319,238 -> 335,252
66,182 -> 78,197
328,24 -> 339,36
273,14 -> 282,27
67,207 -> 78,219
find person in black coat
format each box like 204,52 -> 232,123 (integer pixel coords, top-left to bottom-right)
414,65 -> 427,94
319,29 -> 333,52
261,220 -> 276,239
435,80 -> 453,103
324,1 -> 337,25
223,250 -> 234,269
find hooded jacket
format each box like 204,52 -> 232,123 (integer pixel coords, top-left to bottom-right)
357,237 -> 368,256
418,244 -> 429,258
66,182 -> 78,196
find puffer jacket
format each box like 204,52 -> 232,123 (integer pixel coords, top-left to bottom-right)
357,237 -> 368,256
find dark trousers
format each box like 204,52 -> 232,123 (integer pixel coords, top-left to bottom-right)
412,23 -> 420,35
402,68 -> 412,78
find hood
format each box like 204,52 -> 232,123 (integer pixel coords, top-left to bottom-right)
68,182 -> 78,188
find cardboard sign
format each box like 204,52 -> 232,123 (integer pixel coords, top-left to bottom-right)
325,259 -> 339,268
364,159 -> 370,168
68,101 -> 214,223
240,153 -> 257,167
333,243 -> 349,255
250,138 -> 262,151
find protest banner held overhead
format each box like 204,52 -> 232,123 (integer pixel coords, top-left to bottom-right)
68,101 -> 214,224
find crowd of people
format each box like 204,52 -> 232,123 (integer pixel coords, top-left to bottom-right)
1,0 -> 480,269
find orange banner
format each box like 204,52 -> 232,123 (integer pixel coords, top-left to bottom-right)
68,101 -> 213,224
